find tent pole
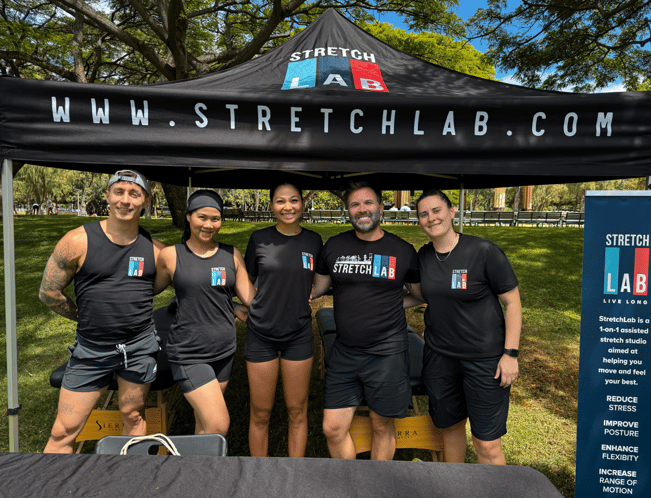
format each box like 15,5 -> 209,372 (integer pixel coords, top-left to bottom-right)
458,184 -> 465,234
3,159 -> 19,452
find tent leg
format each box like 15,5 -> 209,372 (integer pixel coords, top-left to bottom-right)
3,159 -> 19,452
458,184 -> 465,234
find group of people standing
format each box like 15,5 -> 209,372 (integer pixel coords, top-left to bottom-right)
39,170 -> 521,466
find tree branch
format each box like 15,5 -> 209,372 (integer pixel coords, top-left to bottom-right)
52,0 -> 175,80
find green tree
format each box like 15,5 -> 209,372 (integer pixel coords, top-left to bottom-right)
14,166 -> 111,215
467,188 -> 493,210
14,165 -> 67,213
469,1 -> 651,92
0,1 -> 468,225
363,22 -> 495,80
307,191 -> 345,210
1,1 -> 466,83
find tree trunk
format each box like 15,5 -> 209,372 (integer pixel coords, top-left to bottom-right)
513,186 -> 522,212
329,190 -> 346,207
303,190 -> 318,210
579,188 -> 586,212
162,183 -> 187,228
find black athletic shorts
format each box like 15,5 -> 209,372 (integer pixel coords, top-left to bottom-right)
324,343 -> 411,419
170,354 -> 235,394
422,345 -> 510,441
62,330 -> 160,392
244,330 -> 314,363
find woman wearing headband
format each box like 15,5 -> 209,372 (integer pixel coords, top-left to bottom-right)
243,183 -> 323,457
155,189 -> 255,436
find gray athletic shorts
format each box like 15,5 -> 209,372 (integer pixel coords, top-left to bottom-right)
62,330 -> 160,392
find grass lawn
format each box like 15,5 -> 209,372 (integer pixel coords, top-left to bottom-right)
0,216 -> 582,497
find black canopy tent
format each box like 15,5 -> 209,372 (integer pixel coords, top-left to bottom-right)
1,9 -> 650,189
1,9 -> 651,449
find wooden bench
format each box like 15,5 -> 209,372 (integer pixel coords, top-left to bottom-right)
563,212 -> 584,226
395,210 -> 411,224
309,210 -> 344,223
469,211 -> 515,226
383,211 -> 398,223
222,207 -> 243,221
516,211 -> 562,226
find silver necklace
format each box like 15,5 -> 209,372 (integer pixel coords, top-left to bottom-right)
435,233 -> 459,262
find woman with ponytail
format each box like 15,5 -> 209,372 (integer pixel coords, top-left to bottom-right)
155,189 -> 255,436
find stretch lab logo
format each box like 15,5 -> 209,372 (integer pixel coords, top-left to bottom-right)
282,53 -> 388,92
332,253 -> 396,279
603,234 -> 649,299
451,269 -> 467,290
211,267 -> 227,286
127,257 -> 145,277
302,252 -> 314,271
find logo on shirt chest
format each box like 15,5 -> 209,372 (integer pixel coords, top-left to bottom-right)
302,252 -> 314,271
333,253 -> 396,279
451,269 -> 467,289
127,257 -> 145,277
211,267 -> 227,286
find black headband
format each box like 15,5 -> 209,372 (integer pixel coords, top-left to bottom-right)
186,190 -> 223,213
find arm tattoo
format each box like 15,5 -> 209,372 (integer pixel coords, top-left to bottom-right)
50,296 -> 79,322
40,240 -> 80,321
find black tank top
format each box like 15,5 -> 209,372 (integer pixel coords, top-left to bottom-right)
167,243 -> 236,364
74,221 -> 156,345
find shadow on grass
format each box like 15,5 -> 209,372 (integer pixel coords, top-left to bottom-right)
514,336 -> 579,423
523,461 -> 575,498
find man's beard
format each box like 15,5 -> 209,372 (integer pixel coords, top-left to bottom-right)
350,208 -> 381,233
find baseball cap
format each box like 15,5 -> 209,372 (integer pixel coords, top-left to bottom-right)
107,169 -> 152,197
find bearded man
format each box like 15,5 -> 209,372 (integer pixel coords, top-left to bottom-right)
311,181 -> 420,460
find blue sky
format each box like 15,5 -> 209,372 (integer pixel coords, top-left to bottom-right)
376,1 -> 510,80
376,2 -> 626,92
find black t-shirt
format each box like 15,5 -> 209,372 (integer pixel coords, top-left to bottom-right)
75,221 -> 155,345
167,243 -> 236,364
245,227 -> 323,342
316,230 -> 419,354
419,234 -> 518,359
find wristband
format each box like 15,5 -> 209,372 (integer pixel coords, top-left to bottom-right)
503,348 -> 519,358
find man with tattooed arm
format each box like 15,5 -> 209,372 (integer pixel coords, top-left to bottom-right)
39,170 -> 165,453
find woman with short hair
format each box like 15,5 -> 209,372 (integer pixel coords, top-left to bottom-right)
406,189 -> 522,465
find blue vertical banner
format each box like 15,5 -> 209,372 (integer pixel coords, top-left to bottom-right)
576,191 -> 651,498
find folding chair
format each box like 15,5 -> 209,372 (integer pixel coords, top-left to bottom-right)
95,434 -> 227,456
